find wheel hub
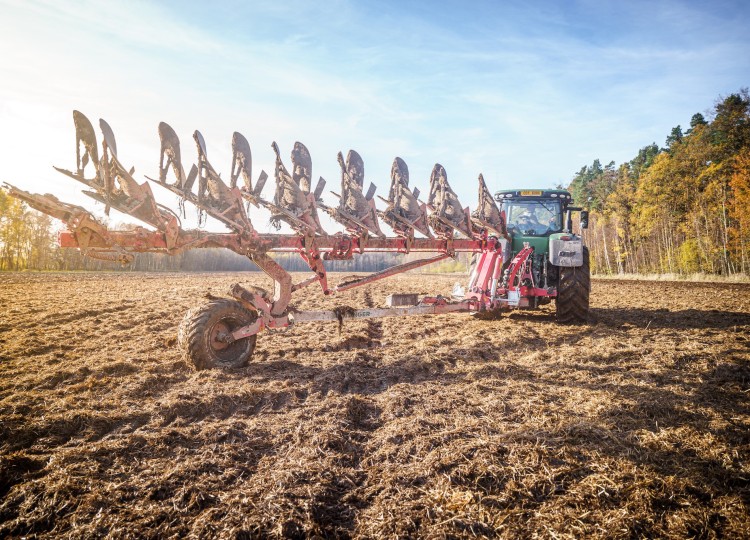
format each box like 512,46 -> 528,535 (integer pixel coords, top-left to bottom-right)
209,321 -> 232,351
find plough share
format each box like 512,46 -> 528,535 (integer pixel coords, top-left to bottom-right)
4,111 -> 590,369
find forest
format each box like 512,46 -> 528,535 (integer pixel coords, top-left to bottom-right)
1,90 -> 748,276
570,89 -> 750,276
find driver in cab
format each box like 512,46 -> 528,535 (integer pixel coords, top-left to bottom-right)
515,209 -> 551,235
518,210 -> 537,226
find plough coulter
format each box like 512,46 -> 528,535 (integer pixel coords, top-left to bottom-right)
4,111 -> 591,369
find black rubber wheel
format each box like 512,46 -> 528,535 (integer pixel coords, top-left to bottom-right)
555,247 -> 590,323
177,299 -> 257,370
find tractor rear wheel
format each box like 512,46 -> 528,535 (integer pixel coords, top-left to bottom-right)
555,247 -> 590,323
178,299 -> 257,370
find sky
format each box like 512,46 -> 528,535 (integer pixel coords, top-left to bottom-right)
0,0 -> 748,232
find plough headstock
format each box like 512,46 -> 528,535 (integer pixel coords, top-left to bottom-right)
1,182 -> 133,265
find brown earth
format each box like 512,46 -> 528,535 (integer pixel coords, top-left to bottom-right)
0,272 -> 749,539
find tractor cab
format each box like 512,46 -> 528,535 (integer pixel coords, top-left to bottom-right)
503,197 -> 564,236
495,190 -> 574,233
494,189 -> 587,254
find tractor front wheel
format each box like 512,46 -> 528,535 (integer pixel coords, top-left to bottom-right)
555,247 -> 590,323
178,299 -> 258,370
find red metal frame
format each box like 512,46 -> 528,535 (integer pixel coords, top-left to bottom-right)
495,245 -> 556,308
58,221 -> 515,335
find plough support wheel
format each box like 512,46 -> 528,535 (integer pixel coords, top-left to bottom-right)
178,299 -> 257,370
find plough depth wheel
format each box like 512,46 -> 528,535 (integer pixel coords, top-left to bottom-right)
178,299 -> 257,370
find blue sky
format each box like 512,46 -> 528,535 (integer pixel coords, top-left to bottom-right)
1,0 -> 748,231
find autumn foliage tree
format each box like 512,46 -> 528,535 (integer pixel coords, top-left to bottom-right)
571,89 -> 750,276
0,189 -> 59,271
729,147 -> 750,273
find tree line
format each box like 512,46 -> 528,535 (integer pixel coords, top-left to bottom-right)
0,190 -> 59,271
569,89 -> 750,276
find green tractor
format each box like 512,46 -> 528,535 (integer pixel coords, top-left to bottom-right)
494,189 -> 590,322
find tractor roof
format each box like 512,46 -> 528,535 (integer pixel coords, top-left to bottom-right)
494,189 -> 572,202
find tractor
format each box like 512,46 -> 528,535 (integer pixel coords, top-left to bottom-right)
493,189 -> 590,323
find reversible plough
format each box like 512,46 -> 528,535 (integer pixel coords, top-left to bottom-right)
5,111 -> 589,369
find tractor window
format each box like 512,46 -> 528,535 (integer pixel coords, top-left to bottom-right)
502,199 -> 563,236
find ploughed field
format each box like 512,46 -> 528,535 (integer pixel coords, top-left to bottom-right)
1,272 -> 749,539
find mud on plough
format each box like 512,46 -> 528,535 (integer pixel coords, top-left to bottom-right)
5,111 -> 589,369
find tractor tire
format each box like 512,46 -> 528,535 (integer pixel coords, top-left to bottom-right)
178,299 -> 257,370
555,247 -> 590,323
